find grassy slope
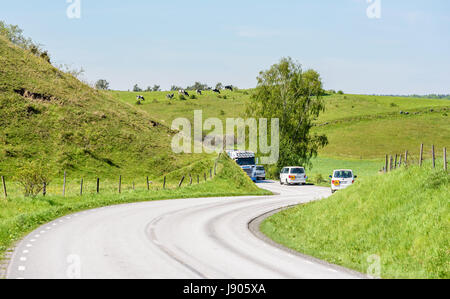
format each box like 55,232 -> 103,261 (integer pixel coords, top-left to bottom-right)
0,35 -> 208,182
261,163 -> 449,279
0,155 -> 270,260
113,91 -> 449,181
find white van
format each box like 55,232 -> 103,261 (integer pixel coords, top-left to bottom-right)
330,169 -> 357,193
280,167 -> 308,185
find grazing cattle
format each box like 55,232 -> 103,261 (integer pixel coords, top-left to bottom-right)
225,85 -> 233,91
213,89 -> 221,94
136,95 -> 145,101
184,91 -> 190,97
166,93 -> 174,99
178,89 -> 185,95
196,89 -> 202,95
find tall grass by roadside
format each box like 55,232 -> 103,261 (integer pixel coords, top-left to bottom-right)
261,162 -> 449,279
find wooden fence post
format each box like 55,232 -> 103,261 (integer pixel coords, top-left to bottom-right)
405,150 -> 408,166
214,162 -> 217,176
419,144 -> 424,167
119,175 -> 122,194
189,174 -> 193,185
97,178 -> 100,194
197,175 -> 200,184
390,156 -> 393,171
204,173 -> 207,182
432,145 -> 436,169
179,176 -> 185,188
63,171 -> 66,197
80,178 -> 83,196
394,155 -> 398,169
163,176 -> 166,190
385,155 -> 388,173
210,168 -> 212,179
43,182 -> 46,197
2,176 -> 7,199
444,148 -> 447,171
147,177 -> 150,191
399,155 -> 403,168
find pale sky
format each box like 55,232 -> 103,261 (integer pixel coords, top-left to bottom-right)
1,0 -> 449,94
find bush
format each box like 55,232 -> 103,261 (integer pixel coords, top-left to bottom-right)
15,161 -> 52,197
179,95 -> 187,101
190,94 -> 197,100
337,90 -> 344,95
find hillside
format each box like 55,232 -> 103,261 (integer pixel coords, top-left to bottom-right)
112,90 -> 449,180
0,35 -> 207,185
261,163 -> 449,279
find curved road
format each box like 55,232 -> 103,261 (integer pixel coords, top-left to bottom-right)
7,182 -> 364,279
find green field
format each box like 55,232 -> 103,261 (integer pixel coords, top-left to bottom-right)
111,90 -> 449,181
261,162 -> 449,279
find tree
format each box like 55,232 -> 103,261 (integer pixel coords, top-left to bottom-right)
152,85 -> 161,92
246,57 -> 328,170
171,85 -> 182,91
186,82 -> 209,91
133,84 -> 142,92
95,79 -> 110,90
215,83 -> 223,90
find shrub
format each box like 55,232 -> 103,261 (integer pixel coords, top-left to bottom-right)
190,94 -> 197,100
337,90 -> 344,95
15,161 -> 52,197
390,103 -> 398,107
179,95 -> 187,101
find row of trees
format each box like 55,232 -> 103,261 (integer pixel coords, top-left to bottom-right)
94,81 -> 235,92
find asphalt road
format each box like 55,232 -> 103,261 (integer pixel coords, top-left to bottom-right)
7,182 -> 364,279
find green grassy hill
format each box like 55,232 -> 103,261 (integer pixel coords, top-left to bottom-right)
0,35 -> 211,186
261,163 -> 449,279
112,90 -> 449,182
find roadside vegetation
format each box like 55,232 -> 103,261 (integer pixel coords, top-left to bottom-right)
261,162 -> 449,279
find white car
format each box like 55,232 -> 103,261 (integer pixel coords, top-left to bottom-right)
330,169 -> 357,193
280,167 -> 308,185
255,165 -> 266,181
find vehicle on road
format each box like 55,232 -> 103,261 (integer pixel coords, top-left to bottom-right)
255,165 -> 266,181
227,150 -> 257,182
330,169 -> 357,193
280,167 -> 308,185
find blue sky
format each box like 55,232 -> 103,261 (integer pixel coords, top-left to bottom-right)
1,0 -> 449,94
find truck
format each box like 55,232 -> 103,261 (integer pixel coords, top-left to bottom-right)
226,150 -> 257,182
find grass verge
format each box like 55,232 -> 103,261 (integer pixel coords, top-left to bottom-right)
261,162 -> 449,279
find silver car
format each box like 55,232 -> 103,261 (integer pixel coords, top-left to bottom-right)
255,165 -> 266,181
330,169 -> 357,193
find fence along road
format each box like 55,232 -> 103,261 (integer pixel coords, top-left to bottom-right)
6,182 -> 365,279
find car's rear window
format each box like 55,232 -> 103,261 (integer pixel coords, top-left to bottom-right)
256,166 -> 265,171
334,171 -> 353,178
290,168 -> 305,174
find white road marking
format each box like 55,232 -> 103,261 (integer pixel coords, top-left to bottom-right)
35,235 -> 40,238
22,250 -> 29,254
18,266 -> 26,271
26,244 -> 32,248
30,239 -> 36,242
20,257 -> 27,262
